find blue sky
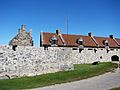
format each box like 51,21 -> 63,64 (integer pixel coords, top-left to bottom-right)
0,0 -> 120,46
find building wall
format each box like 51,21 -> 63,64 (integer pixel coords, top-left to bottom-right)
71,48 -> 120,64
0,46 -> 119,79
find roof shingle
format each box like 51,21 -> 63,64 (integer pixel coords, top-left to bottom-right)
94,36 -> 119,48
41,32 -> 120,48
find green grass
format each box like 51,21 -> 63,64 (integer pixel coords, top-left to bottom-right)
110,87 -> 120,90
0,62 -> 117,90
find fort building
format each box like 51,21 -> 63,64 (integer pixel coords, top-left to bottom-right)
0,25 -> 120,79
40,29 -> 120,49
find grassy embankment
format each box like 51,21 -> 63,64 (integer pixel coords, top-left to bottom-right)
0,62 -> 117,90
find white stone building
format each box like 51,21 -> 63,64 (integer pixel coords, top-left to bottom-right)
40,29 -> 120,62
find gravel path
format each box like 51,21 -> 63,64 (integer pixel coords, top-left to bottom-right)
30,69 -> 120,90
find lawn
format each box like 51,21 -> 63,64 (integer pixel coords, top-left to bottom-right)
0,62 -> 117,90
111,87 -> 120,90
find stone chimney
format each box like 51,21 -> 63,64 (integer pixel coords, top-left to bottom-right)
88,32 -> 92,37
109,35 -> 114,39
110,35 -> 120,46
56,29 -> 61,35
21,25 -> 26,32
88,32 -> 99,46
56,29 -> 66,45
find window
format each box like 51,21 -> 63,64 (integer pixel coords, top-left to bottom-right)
52,40 -> 58,45
103,40 -> 109,50
72,48 -> 77,50
105,42 -> 109,46
77,37 -> 84,45
79,41 -> 83,45
110,49 -> 114,51
50,35 -> 58,46
51,39 -> 58,45
104,40 -> 109,46
88,48 -> 93,50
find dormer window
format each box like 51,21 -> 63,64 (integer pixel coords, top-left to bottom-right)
77,37 -> 84,53
103,40 -> 109,52
77,37 -> 84,45
50,35 -> 58,46
104,40 -> 109,46
103,40 -> 109,46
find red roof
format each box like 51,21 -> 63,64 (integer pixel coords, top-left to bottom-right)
42,32 -> 62,45
116,38 -> 120,45
94,36 -> 119,48
41,32 -> 120,48
62,34 -> 96,47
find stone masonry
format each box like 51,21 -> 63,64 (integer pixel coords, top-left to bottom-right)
0,46 -> 120,79
0,46 -> 74,79
9,25 -> 33,46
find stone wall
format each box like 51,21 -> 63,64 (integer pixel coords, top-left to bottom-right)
0,46 -> 73,79
71,48 -> 120,64
0,46 -> 120,79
